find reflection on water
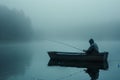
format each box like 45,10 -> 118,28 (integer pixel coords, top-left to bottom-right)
85,67 -> 99,80
0,41 -> 120,80
48,59 -> 109,80
48,59 -> 108,70
0,44 -> 32,80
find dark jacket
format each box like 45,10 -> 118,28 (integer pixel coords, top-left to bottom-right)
86,43 -> 99,54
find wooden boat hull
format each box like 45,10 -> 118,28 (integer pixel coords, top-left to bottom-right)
48,51 -> 108,62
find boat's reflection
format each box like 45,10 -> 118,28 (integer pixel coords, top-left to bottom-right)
84,67 -> 99,80
48,59 -> 108,70
48,59 -> 109,80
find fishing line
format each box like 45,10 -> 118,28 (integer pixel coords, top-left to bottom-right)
46,39 -> 83,52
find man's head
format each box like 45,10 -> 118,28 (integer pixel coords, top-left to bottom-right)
89,38 -> 94,45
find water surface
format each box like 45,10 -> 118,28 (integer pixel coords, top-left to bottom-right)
0,40 -> 120,80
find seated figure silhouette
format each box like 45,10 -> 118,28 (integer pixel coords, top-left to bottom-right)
83,38 -> 99,55
84,68 -> 99,80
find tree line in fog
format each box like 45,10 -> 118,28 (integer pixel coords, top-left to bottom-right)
0,5 -> 33,42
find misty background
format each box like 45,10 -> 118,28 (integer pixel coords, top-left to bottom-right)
0,0 -> 120,41
0,0 -> 120,80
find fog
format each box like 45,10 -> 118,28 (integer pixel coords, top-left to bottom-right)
0,0 -> 120,41
0,1 -> 120,80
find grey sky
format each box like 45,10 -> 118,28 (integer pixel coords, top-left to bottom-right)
0,0 -> 120,40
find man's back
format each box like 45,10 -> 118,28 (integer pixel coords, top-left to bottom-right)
86,42 -> 99,54
84,39 -> 99,55
92,43 -> 99,52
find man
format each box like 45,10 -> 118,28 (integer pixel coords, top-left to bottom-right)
83,39 -> 99,55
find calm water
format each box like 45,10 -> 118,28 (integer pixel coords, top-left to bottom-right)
0,40 -> 120,80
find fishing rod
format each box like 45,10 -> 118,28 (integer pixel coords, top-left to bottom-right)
47,39 -> 83,52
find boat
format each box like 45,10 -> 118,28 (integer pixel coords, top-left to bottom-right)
48,59 -> 109,70
48,51 -> 108,62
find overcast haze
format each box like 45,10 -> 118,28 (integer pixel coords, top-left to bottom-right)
0,1 -> 120,80
0,0 -> 120,40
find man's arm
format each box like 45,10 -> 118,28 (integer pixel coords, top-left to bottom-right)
86,45 -> 94,53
